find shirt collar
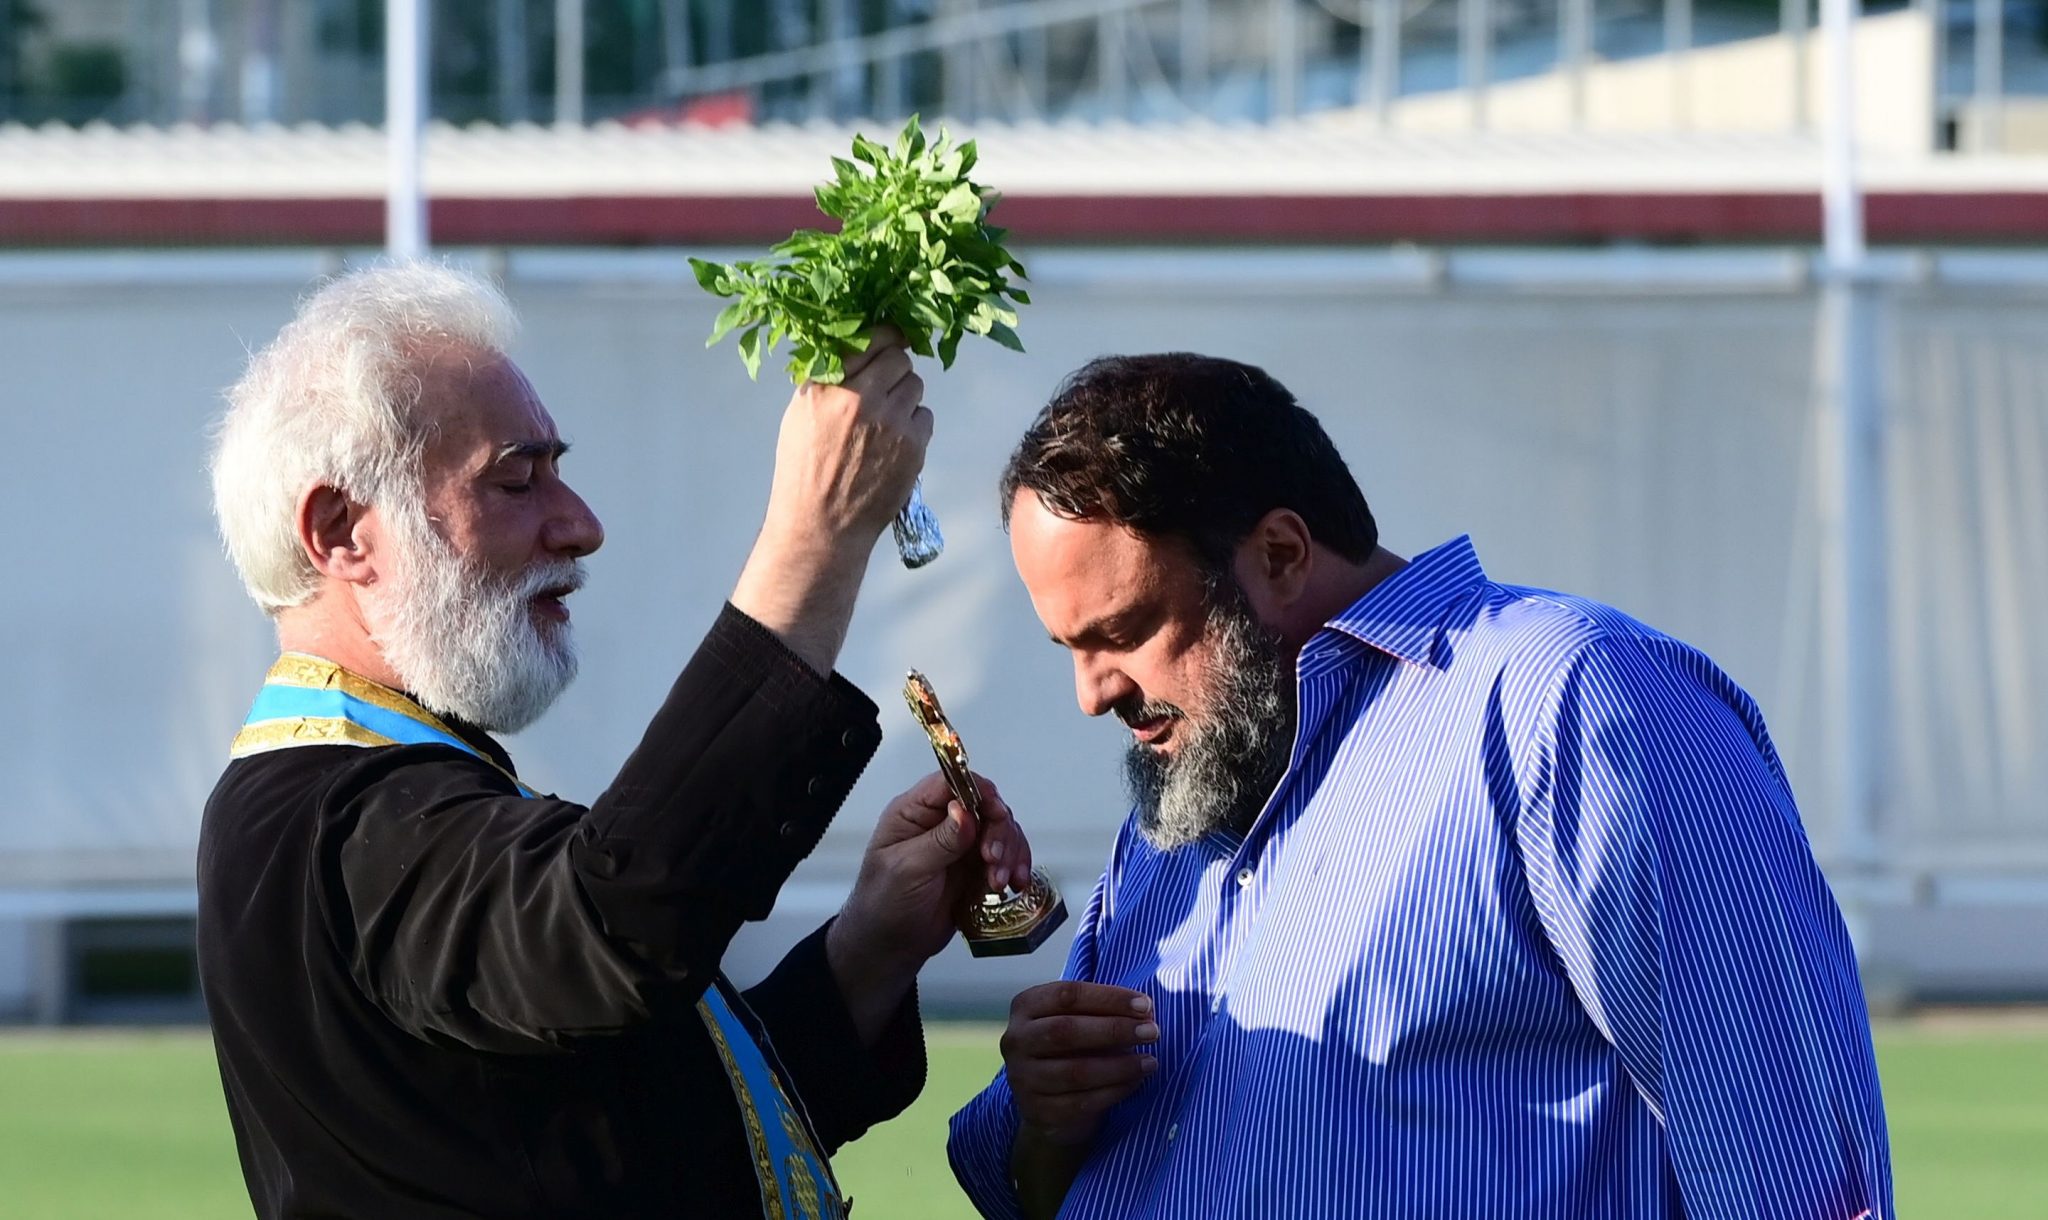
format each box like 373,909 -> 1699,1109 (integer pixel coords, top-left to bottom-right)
1314,535 -> 1488,670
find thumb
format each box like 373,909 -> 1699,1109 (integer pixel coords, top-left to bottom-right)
912,801 -> 978,870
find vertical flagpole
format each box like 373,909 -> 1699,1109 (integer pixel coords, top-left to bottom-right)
1818,0 -> 1883,912
387,0 -> 428,259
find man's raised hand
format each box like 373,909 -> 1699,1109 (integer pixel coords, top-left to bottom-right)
1002,981 -> 1159,1147
765,326 -> 931,544
730,326 -> 932,673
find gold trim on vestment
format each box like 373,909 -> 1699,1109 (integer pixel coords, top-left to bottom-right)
266,652 -> 465,738
232,654 -> 534,796
230,717 -> 397,757
700,998 -> 787,1220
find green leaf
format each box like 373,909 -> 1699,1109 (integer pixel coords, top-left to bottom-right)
688,114 -> 1029,385
807,264 -> 845,301
851,134 -> 888,166
738,326 -> 765,379
894,114 -> 926,160
706,299 -> 751,346
987,320 -> 1025,352
790,342 -> 820,384
689,257 -> 730,293
938,182 -> 981,223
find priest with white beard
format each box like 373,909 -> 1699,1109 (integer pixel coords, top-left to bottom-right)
197,263 -> 1028,1220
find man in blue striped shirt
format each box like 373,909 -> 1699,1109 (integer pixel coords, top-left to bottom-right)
948,354 -> 1892,1219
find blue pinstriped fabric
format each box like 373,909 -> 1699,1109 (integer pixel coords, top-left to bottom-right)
949,536 -> 1891,1220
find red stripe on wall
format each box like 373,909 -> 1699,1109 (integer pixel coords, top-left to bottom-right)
3,192 -> 2047,246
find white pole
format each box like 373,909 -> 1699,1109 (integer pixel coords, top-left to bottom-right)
555,0 -> 584,126
179,0 -> 219,123
1818,0 -> 1883,902
386,0 -> 427,259
1821,0 -> 1861,269
1975,0 -> 2003,150
1371,0 -> 1399,126
1271,0 -> 1298,120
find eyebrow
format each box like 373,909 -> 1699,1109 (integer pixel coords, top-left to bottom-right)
494,439 -> 570,463
1050,607 -> 1143,648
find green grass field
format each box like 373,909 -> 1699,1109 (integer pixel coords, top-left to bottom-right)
0,1018 -> 2041,1219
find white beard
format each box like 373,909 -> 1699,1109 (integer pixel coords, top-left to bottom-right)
369,501 -> 582,734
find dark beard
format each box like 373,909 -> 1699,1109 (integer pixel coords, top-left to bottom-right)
1120,580 -> 1295,851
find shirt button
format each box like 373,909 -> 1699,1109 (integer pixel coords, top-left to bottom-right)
1165,1123 -> 1179,1143
840,728 -> 858,748
779,821 -> 803,845
1210,994 -> 1222,1013
806,776 -> 826,796
1235,867 -> 1254,888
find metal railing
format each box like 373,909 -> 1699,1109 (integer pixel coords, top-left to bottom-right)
23,0 -> 2034,138
645,0 -> 1781,129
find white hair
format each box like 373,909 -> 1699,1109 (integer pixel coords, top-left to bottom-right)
211,261 -> 520,613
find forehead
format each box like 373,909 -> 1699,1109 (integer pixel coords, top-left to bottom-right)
414,344 -> 555,462
1007,490 -> 1203,628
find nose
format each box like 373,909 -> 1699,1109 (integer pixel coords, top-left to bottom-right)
546,480 -> 605,559
1074,653 -> 1137,720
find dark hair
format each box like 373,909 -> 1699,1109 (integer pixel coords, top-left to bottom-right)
999,353 -> 1378,568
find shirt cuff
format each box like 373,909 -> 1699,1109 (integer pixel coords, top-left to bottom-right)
745,920 -> 927,1153
948,1071 -> 1029,1220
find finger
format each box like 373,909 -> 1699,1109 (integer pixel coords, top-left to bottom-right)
840,325 -> 908,379
865,772 -> 970,856
1020,1079 -> 1150,1130
1011,1050 -> 1157,1096
841,346 -> 912,400
983,815 -> 1030,893
1011,981 -> 1155,1022
970,773 -> 1011,827
909,800 -> 977,870
1018,1014 -> 1159,1058
892,369 -> 926,409
867,370 -> 924,433
969,775 -> 1027,890
896,771 -> 959,823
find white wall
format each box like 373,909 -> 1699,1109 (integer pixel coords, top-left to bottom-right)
1382,10 -> 1935,156
1,247 -> 2042,1007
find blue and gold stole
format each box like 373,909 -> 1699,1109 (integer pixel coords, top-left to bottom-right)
233,654 -> 848,1220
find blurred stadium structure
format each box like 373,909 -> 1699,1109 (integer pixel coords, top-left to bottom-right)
0,0 -> 2044,1024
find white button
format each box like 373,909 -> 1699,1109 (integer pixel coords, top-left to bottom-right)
1166,1123 -> 1179,1143
1235,867 -> 1254,888
1210,994 -> 1222,1013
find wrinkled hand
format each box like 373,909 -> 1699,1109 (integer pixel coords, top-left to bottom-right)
731,327 -> 932,674
1002,981 -> 1158,1147
831,770 -> 1032,979
761,326 -> 930,547
826,771 -> 1034,1044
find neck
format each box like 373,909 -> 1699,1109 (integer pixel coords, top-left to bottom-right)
1278,545 -> 1408,654
274,594 -> 406,693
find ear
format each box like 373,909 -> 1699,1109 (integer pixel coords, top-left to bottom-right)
295,485 -> 380,587
1232,508 -> 1313,613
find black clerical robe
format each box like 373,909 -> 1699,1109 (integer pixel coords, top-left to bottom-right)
197,604 -> 923,1218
